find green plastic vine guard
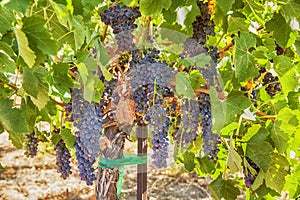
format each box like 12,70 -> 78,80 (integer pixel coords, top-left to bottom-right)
98,154 -> 147,194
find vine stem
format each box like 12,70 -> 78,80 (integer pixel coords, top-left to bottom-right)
101,25 -> 108,42
0,79 -> 17,91
50,97 -> 67,107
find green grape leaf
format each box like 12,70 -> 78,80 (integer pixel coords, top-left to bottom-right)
20,98 -> 38,133
273,56 -> 298,95
242,124 -> 261,142
288,92 -> 300,109
22,16 -> 57,56
0,52 -> 15,73
182,53 -> 211,68
283,166 -> 300,198
272,107 -> 298,153
175,72 -> 195,98
208,175 -> 240,200
281,0 -> 300,21
251,170 -> 264,190
234,32 -> 258,82
227,138 -> 243,173
181,2 -> 200,32
73,15 -> 86,50
189,70 -> 205,90
213,4 -> 228,32
196,156 -> 216,174
50,63 -> 74,95
5,0 -> 31,14
210,88 -> 251,133
182,151 -> 195,172
81,0 -> 101,11
0,99 -> 28,148
61,128 -> 75,149
0,6 -> 15,34
246,128 -> 273,171
22,68 -> 39,98
140,0 -> 171,15
51,1 -> 71,28
265,12 -> 292,48
264,154 -> 289,193
96,43 -> 111,68
220,122 -> 238,136
228,17 -> 248,33
14,28 -> 36,68
30,87 -> 49,111
216,0 -> 235,14
51,132 -> 62,146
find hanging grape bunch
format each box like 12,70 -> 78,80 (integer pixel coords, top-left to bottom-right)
24,131 -> 39,157
100,4 -> 141,52
54,139 -> 72,179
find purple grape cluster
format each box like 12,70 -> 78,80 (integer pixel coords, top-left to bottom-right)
128,62 -> 174,93
100,4 -> 141,51
198,92 -> 220,162
65,103 -> 73,122
261,68 -> 281,97
72,88 -> 103,185
24,131 -> 38,157
146,105 -> 170,168
193,1 -> 215,45
175,98 -> 201,147
54,139 -> 72,179
243,157 -> 260,188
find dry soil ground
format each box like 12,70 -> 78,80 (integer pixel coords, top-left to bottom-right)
0,132 -> 212,200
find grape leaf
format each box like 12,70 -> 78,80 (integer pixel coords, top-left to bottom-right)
208,175 -> 240,200
272,107 -> 298,153
246,128 -> 273,171
21,98 -> 38,133
61,128 -> 75,149
0,98 -> 28,148
140,0 -> 171,15
22,68 -> 39,98
72,15 -> 86,50
81,0 -> 101,11
22,16 -> 57,56
216,0 -> 235,14
0,6 -> 15,35
14,28 -> 36,68
273,56 -> 298,95
234,32 -> 258,82
5,0 -> 31,14
182,151 -> 195,172
50,63 -> 74,95
227,138 -> 243,173
213,4 -> 228,32
266,12 -> 292,48
281,0 -> 300,21
183,53 -> 211,68
264,154 -> 289,193
210,88 -> 251,133
288,92 -> 300,109
175,72 -> 195,98
227,17 -> 248,33
220,122 -> 238,136
30,87 -> 49,111
0,53 -> 15,73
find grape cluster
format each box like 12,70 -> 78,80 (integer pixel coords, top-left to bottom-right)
128,62 -> 174,93
260,68 -> 281,97
72,88 -> 102,185
65,103 -> 73,122
24,131 -> 38,157
193,1 -> 215,45
243,157 -> 260,188
199,92 -> 220,162
54,139 -> 72,179
100,4 -> 141,51
175,98 -> 201,147
146,105 -> 170,168
74,137 -> 97,185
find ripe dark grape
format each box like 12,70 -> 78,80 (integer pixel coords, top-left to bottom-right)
24,131 -> 38,157
198,92 -> 220,162
243,157 -> 260,188
72,88 -> 103,185
128,62 -> 174,93
175,98 -> 201,147
54,139 -> 72,179
146,105 -> 170,168
74,137 -> 96,185
100,4 -> 141,51
262,71 -> 281,97
65,103 -> 73,122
